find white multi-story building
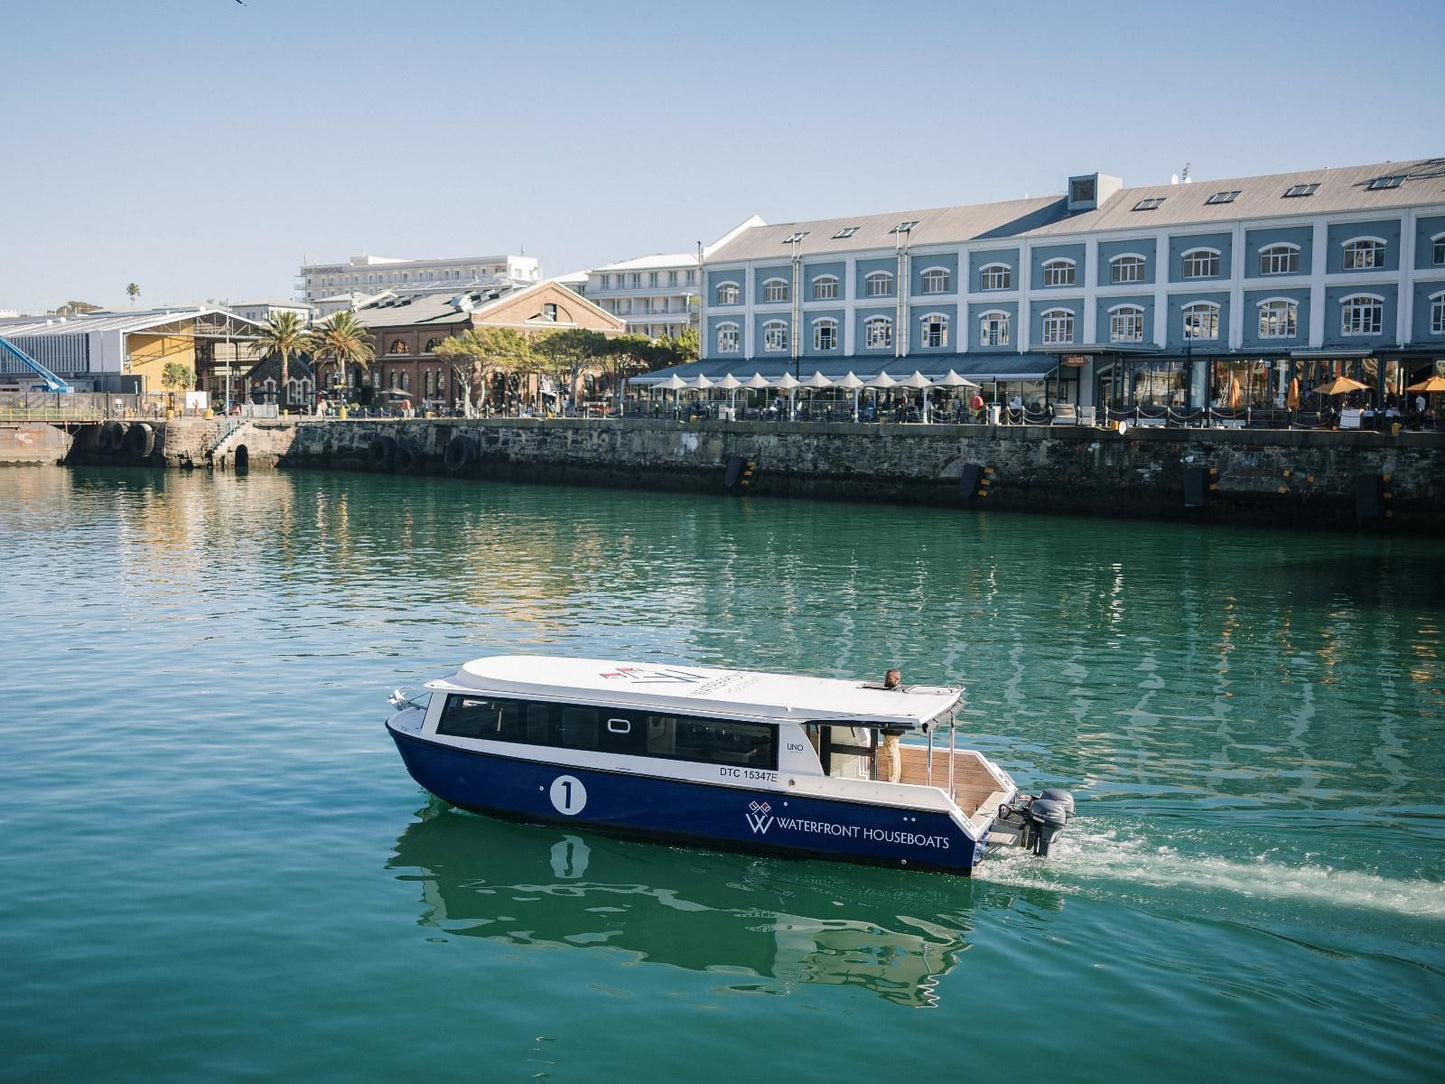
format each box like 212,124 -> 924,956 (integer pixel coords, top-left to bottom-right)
298,253 -> 541,302
586,217 -> 764,340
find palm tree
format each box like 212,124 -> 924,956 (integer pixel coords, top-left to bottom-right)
126,283 -> 140,308
306,310 -> 374,404
252,310 -> 308,409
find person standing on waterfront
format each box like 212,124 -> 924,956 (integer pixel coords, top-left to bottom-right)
878,667 -> 905,783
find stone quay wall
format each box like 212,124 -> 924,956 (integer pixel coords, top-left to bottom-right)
41,416 -> 1445,532
220,417 -> 1445,532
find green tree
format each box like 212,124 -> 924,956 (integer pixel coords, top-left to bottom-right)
600,335 -> 656,409
161,362 -> 194,394
306,310 -> 374,401
126,282 -> 140,308
533,328 -> 608,412
251,310 -> 308,409
433,331 -> 484,417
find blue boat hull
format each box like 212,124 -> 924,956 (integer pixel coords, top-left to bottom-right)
389,726 -> 986,875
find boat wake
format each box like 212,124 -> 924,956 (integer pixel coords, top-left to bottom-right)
978,825 -> 1445,919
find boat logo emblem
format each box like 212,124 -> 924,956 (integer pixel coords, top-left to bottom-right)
599,666 -> 701,684
745,801 -> 774,835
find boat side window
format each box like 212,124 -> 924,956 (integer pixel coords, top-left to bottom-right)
437,695 -> 500,739
650,714 -> 777,769
553,705 -> 600,751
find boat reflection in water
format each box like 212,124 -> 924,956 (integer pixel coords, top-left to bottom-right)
388,803 -> 1058,1008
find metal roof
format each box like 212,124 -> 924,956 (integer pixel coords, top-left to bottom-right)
0,307 -> 263,338
707,157 -> 1445,263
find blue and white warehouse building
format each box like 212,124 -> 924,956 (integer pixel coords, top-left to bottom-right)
648,157 -> 1445,411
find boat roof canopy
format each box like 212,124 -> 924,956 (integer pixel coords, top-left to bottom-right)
430,655 -> 962,730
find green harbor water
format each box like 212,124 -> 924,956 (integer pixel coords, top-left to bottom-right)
1,466 -> 1441,1082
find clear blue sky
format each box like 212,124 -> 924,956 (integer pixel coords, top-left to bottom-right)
3,0 -> 1441,313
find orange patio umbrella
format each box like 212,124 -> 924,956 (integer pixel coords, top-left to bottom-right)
1405,375 -> 1445,393
1311,376 -> 1368,396
1285,377 -> 1300,409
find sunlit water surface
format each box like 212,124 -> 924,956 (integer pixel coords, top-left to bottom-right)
1,467 -> 1441,1082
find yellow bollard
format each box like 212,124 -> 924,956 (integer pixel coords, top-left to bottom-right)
338,407 -> 348,421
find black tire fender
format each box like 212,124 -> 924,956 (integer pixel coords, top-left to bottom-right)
123,422 -> 156,458
368,435 -> 397,468
443,435 -> 476,472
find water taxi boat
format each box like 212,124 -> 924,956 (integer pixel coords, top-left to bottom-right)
386,655 -> 1074,875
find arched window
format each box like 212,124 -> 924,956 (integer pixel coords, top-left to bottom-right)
1110,254 -> 1146,283
435,371 -> 446,396
864,315 -> 892,349
1340,294 -> 1383,335
1431,291 -> 1445,335
1257,298 -> 1298,339
1182,301 -> 1221,340
715,322 -> 740,352
389,338 -> 409,354
1342,237 -> 1386,270
1259,244 -> 1300,275
865,271 -> 894,298
763,278 -> 789,303
978,310 -> 1010,347
812,318 -> 838,351
1041,308 -> 1074,345
1182,248 -> 1221,279
920,267 -> 951,294
1108,304 -> 1144,343
763,320 -> 788,351
401,372 -> 410,392
424,371 -> 433,397
978,263 -> 1011,291
715,281 -> 741,305
812,275 -> 839,300
919,313 -> 948,349
424,338 -> 441,353
1041,258 -> 1076,287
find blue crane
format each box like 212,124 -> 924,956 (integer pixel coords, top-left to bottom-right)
0,335 -> 74,393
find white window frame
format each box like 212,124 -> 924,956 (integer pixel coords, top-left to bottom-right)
1256,298 -> 1298,339
978,263 -> 1011,291
1108,304 -> 1144,343
715,322 -> 740,353
1041,258 -> 1076,287
763,277 -> 789,303
812,274 -> 839,301
1431,291 -> 1445,335
1182,247 -> 1221,280
1340,294 -> 1383,336
1259,243 -> 1301,276
1341,237 -> 1387,271
1110,253 -> 1146,283
865,271 -> 895,298
812,318 -> 838,351
978,310 -> 1010,347
1433,232 -> 1445,266
864,315 -> 893,350
920,266 -> 952,294
1041,308 -> 1075,345
715,281 -> 740,305
1182,301 -> 1221,340
919,312 -> 949,349
762,319 -> 789,351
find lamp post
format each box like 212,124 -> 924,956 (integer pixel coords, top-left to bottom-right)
782,232 -> 808,380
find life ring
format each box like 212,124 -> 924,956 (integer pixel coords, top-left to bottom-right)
123,422 -> 156,458
443,435 -> 477,472
368,435 -> 397,469
101,420 -> 125,452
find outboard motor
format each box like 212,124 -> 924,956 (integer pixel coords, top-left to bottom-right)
1027,798 -> 1069,856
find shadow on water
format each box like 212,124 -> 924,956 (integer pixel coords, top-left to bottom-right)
386,801 -> 1065,1008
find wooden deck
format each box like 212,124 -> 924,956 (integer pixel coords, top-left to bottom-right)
897,745 -> 1010,824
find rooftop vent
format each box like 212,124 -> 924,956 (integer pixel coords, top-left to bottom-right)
1067,172 -> 1123,212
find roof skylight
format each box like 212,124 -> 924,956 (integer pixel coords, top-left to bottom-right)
1132,197 -> 1166,211
1282,183 -> 1320,198
1206,190 -> 1240,205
